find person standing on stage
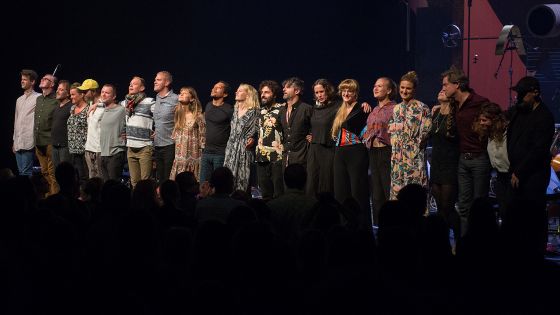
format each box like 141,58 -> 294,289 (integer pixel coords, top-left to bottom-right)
200,81 -> 233,184
441,66 -> 490,236
67,84 -> 90,184
99,84 -> 126,182
389,71 -> 432,200
51,80 -> 72,167
279,77 -> 312,168
429,89 -> 460,234
363,77 -> 397,226
256,80 -> 285,200
505,76 -> 555,262
81,79 -> 104,179
169,87 -> 205,181
13,69 -> 40,176
153,71 -> 179,183
123,76 -> 155,188
306,79 -> 339,197
224,84 -> 259,192
34,73 -> 60,196
331,79 -> 370,231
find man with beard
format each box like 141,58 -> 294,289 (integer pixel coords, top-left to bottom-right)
256,80 -> 285,200
51,80 -> 73,167
200,81 -> 233,184
505,76 -> 554,264
279,77 -> 312,169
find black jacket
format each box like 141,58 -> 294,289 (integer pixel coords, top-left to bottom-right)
280,100 -> 313,166
507,102 -> 555,199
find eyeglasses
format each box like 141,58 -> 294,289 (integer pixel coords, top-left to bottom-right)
41,77 -> 53,83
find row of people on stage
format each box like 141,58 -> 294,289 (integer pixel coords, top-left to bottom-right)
12,67 -> 555,244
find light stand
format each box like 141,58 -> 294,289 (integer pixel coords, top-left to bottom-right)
494,25 -> 526,108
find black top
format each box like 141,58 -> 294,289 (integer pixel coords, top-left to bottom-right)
203,102 -> 233,155
279,100 -> 313,166
429,109 -> 459,185
507,102 -> 555,198
51,101 -> 73,147
340,101 -> 368,138
310,100 -> 340,146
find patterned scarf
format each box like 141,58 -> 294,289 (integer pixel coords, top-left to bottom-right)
125,92 -> 146,116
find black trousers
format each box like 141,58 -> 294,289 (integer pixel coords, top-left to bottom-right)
256,161 -> 284,200
334,144 -> 371,231
306,143 -> 335,197
368,146 -> 391,225
154,144 -> 175,184
101,151 -> 126,182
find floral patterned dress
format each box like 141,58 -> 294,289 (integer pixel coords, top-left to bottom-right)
224,107 -> 258,191
169,113 -> 206,181
388,100 -> 432,199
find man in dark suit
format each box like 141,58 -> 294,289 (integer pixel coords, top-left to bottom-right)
505,76 -> 555,264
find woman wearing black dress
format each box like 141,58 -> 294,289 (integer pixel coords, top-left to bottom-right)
430,90 -> 460,235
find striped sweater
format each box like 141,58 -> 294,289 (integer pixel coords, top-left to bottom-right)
121,97 -> 155,148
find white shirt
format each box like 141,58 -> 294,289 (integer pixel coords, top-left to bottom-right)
13,90 -> 40,151
487,133 -> 510,173
85,103 -> 105,152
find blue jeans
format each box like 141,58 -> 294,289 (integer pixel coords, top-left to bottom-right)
200,153 -> 225,183
15,149 -> 35,176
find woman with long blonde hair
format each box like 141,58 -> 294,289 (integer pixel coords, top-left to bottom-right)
224,84 -> 259,192
388,71 -> 432,200
331,79 -> 371,232
169,87 -> 205,181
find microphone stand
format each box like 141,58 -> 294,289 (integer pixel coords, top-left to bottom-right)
467,0 -> 473,78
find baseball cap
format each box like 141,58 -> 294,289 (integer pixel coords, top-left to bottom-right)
511,76 -> 540,93
77,79 -> 99,91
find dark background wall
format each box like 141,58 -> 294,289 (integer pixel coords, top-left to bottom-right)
2,0 -> 412,171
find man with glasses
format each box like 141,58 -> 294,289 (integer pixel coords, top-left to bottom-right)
13,69 -> 40,176
34,73 -> 60,196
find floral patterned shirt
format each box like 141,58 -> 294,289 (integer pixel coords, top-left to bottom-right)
256,103 -> 285,162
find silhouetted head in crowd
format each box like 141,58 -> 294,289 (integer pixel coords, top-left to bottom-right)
55,161 -> 79,197
175,171 -> 199,195
101,180 -> 131,214
30,173 -> 49,199
396,183 -> 427,221
0,168 -> 14,181
160,179 -> 179,206
210,167 -> 234,195
284,163 -> 306,190
83,177 -> 103,202
467,197 -> 498,237
131,179 -> 158,211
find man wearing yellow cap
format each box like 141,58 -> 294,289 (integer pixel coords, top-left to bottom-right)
80,79 -> 105,179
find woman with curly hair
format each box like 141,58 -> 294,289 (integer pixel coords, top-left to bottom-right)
473,102 -> 509,219
169,87 -> 205,181
389,71 -> 432,200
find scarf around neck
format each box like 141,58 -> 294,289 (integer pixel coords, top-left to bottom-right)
125,92 -> 146,115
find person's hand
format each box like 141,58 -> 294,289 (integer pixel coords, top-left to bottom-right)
150,131 -> 155,140
511,173 -> 520,189
361,102 -> 372,113
12,144 -> 15,154
246,137 -> 255,149
120,132 -> 126,141
306,134 -> 312,143
432,105 -> 441,115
